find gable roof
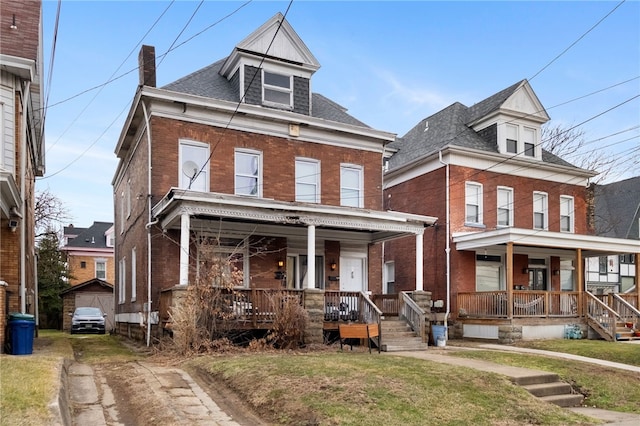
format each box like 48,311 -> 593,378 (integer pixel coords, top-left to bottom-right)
387,80 -> 573,171
62,221 -> 113,249
162,58 -> 369,128
60,278 -> 113,295
594,176 -> 640,240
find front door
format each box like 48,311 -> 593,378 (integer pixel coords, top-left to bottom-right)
529,268 -> 548,290
340,257 -> 364,292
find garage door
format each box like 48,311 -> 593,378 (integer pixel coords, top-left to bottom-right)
75,292 -> 114,331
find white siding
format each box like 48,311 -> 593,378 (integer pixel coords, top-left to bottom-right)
0,76 -> 16,173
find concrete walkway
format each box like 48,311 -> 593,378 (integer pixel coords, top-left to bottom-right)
386,345 -> 640,426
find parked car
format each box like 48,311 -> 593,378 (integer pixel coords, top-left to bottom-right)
70,307 -> 106,334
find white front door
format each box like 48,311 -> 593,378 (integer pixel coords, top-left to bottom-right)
340,257 -> 365,292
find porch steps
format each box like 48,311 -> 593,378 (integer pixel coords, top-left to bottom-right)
380,318 -> 428,352
517,373 -> 584,407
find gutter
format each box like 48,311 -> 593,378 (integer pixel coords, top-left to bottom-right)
439,150 -> 451,340
20,81 -> 30,313
142,100 -> 153,347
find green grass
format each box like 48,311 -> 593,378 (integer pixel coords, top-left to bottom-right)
513,339 -> 640,366
186,352 -> 594,425
0,330 -> 73,426
67,333 -> 142,364
450,346 -> 640,413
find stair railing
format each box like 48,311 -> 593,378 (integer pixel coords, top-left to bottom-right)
400,292 -> 426,343
360,292 -> 383,345
585,291 -> 621,341
612,293 -> 640,330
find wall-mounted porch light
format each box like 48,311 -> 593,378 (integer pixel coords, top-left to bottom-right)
330,261 -> 337,271
277,259 -> 284,269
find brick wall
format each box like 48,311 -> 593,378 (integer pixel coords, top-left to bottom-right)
68,255 -> 115,285
0,0 -> 40,60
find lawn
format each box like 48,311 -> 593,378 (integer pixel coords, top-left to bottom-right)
513,339 -> 640,367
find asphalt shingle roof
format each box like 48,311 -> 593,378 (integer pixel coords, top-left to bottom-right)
63,222 -> 113,249
162,58 -> 370,128
594,176 -> 640,240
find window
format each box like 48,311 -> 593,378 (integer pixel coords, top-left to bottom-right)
295,159 -> 320,203
384,262 -> 395,294
560,195 -> 574,233
119,191 -> 125,234
523,127 -> 536,157
126,179 -> 131,218
533,191 -> 548,230
620,254 -> 635,264
131,247 -> 137,302
118,257 -> 126,304
96,260 -> 106,280
476,255 -> 503,291
465,182 -> 483,225
179,140 -> 209,191
340,165 -> 363,207
235,150 -> 262,196
506,124 -> 518,154
262,70 -> 292,107
598,256 -> 608,275
497,187 -> 513,227
80,261 -> 86,269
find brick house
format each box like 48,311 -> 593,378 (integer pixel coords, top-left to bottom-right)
61,222 -> 115,285
0,0 -> 45,351
383,80 -> 640,342
113,14 -> 435,344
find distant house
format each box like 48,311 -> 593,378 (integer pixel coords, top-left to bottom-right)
61,222 -> 115,285
113,13 -> 434,344
0,0 -> 45,351
585,176 -> 640,294
383,80 -> 640,342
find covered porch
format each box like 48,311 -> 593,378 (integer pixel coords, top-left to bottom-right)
452,228 -> 640,342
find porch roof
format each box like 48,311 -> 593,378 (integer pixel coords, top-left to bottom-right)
152,188 -> 437,243
452,227 -> 640,257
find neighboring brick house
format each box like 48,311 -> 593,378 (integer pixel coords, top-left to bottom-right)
0,0 -> 45,351
113,14 -> 434,344
585,176 -> 640,294
61,222 -> 115,285
383,80 -> 640,342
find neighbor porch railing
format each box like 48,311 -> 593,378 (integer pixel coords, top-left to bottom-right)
585,291 -> 620,341
400,291 -> 427,343
611,293 -> 640,329
371,294 -> 400,316
457,291 -> 580,318
224,288 -> 304,326
323,291 -> 382,325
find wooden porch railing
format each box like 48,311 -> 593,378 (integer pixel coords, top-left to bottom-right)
611,293 -> 640,329
400,292 -> 427,343
371,294 -> 400,316
323,291 -> 382,325
225,288 -> 304,326
585,291 -> 620,341
457,291 -> 581,318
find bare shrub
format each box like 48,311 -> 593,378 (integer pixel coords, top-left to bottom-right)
265,292 -> 308,349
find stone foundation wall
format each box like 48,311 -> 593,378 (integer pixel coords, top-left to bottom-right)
303,289 -> 324,344
498,325 -> 523,344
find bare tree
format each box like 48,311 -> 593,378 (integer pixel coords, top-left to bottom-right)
541,123 -> 616,184
34,188 -> 70,239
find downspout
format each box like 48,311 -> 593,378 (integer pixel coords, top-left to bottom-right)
141,99 -> 153,347
439,151 -> 451,334
20,81 -> 31,313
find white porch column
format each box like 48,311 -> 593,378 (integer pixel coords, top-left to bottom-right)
415,232 -> 424,291
307,225 -> 316,289
179,213 -> 190,286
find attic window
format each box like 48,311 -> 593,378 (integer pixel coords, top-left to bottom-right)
262,70 -> 292,108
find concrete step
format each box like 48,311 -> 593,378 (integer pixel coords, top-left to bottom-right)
523,381 -> 572,397
510,372 -> 559,386
382,331 -> 417,339
539,393 -> 584,408
382,342 -> 429,352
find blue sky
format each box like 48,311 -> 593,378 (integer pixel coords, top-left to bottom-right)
39,0 -> 640,228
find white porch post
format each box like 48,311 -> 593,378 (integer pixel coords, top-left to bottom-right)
416,232 -> 424,291
179,213 -> 190,286
307,225 -> 316,289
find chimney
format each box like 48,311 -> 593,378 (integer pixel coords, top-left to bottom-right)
138,45 -> 156,87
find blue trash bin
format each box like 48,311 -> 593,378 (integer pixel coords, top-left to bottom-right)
8,313 -> 35,355
432,325 -> 447,346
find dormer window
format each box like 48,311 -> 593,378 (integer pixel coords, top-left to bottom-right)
263,70 -> 292,108
502,123 -> 539,159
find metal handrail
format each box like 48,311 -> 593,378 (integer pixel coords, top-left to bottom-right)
400,292 -> 426,343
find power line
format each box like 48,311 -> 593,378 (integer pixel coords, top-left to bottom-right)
529,0 -> 626,81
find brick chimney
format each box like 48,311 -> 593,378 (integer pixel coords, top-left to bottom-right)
138,45 -> 156,87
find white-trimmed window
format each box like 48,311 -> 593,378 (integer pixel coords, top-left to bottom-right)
131,247 -> 137,302
533,191 -> 548,230
523,127 -> 536,157
560,195 -> 574,233
295,158 -> 320,203
340,164 -> 363,208
384,261 -> 395,294
465,182 -> 483,225
118,257 -> 126,304
476,254 -> 504,291
235,149 -> 262,196
506,124 -> 518,154
179,140 -> 209,191
497,186 -> 514,227
126,179 -> 131,218
120,191 -> 125,234
96,260 -> 106,280
262,70 -> 292,108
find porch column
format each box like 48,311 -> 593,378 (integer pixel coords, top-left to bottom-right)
576,248 -> 583,316
179,213 -> 190,286
506,242 -> 513,319
415,232 -> 424,291
307,225 -> 316,289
